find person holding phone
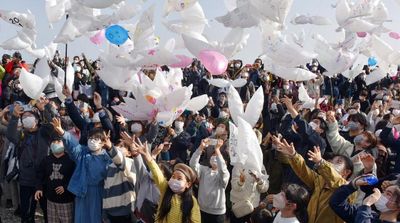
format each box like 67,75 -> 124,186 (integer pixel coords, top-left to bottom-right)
190,138 -> 230,223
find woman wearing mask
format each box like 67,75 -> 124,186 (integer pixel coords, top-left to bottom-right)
272,184 -> 310,223
133,139 -> 201,223
190,138 -> 230,223
51,118 -> 114,223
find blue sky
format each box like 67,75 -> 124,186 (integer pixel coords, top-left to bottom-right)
2,0 -> 400,64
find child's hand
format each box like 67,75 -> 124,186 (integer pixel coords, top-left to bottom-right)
55,186 -> 65,195
34,190 -> 43,201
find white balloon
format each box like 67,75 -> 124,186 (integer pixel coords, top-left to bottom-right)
208,78 -> 247,88
291,29 -> 305,48
218,28 -> 250,58
77,0 -> 123,9
371,34 -> 393,63
336,0 -> 351,26
19,68 -> 48,100
34,58 -> 51,79
366,68 -> 386,85
182,34 -> 214,57
215,3 -> 260,28
186,94 -> 209,112
228,86 -> 244,126
97,59 -> 140,91
164,0 -> 198,16
54,19 -> 82,43
243,87 -> 264,127
0,35 -> 30,50
134,5 -> 157,53
112,97 -> 155,121
224,0 -> 237,11
313,34 -> 357,77
343,63 -> 363,80
264,35 -> 317,67
265,63 -> 317,81
249,0 -> 293,24
229,121 -> 242,165
0,9 -> 36,29
236,116 -> 263,174
341,18 -> 378,33
46,0 -> 69,23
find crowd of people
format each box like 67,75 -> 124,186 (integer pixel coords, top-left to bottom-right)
0,50 -> 399,223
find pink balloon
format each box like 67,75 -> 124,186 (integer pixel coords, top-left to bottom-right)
389,32 -> 400,40
198,50 -> 228,75
170,55 -> 193,68
356,32 -> 367,38
90,29 -> 105,45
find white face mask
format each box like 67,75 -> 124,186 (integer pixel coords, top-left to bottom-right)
210,156 -> 218,167
270,103 -> 278,111
219,111 -> 229,119
22,116 -> 37,129
168,179 -> 186,193
174,121 -> 184,133
309,122 -> 318,131
131,123 -> 143,133
372,109 -> 380,117
273,192 -> 286,210
87,138 -> 102,152
393,109 -> 400,117
375,195 -> 390,213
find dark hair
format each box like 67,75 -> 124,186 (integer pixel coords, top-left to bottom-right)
360,90 -> 369,97
375,120 -> 388,132
250,207 -> 274,223
88,128 -> 105,141
348,113 -> 368,129
157,178 -> 194,223
13,51 -> 22,60
315,117 -> 328,133
283,184 -> 310,223
334,154 -> 354,180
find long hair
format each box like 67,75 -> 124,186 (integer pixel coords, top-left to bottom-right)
157,181 -> 194,223
283,184 -> 310,223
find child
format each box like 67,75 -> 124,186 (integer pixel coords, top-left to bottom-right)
51,118 -> 113,223
133,139 -> 201,223
34,137 -> 76,223
189,138 -> 230,223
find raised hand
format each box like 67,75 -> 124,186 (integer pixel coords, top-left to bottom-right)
363,188 -> 382,207
93,92 -> 102,109
276,139 -> 296,157
116,115 -> 126,126
307,146 -> 322,164
12,104 -> 24,118
326,111 -> 336,124
360,153 -> 375,173
51,118 -> 64,136
103,130 -> 112,150
62,85 -> 72,98
199,138 -> 209,152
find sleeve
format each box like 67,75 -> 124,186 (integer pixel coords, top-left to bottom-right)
379,123 -> 400,149
294,115 -> 326,150
189,148 -> 203,178
62,131 -> 82,162
146,159 -> 168,195
35,158 -> 46,191
99,110 -> 115,141
0,65 -> 5,79
216,154 -> 230,189
329,184 -> 359,223
65,98 -> 86,131
315,159 -> 348,189
6,115 -> 20,145
132,155 -> 147,186
106,146 -> 125,168
83,57 -> 95,76
354,205 -> 373,223
287,153 -> 316,190
144,122 -> 159,144
231,167 -> 245,192
326,121 -> 354,157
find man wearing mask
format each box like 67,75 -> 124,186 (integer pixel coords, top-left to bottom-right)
169,117 -> 192,162
7,104 -> 51,223
341,113 -> 368,142
249,58 -> 263,88
238,72 -> 255,103
326,111 -> 378,178
274,137 -> 354,223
